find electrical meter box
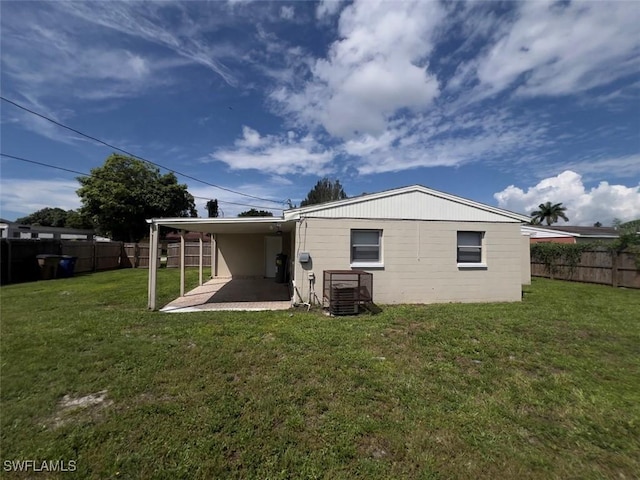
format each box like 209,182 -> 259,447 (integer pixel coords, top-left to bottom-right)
298,252 -> 310,263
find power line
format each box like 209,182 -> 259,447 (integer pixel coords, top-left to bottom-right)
1,153 -> 88,177
192,195 -> 282,210
0,96 -> 284,205
0,152 -> 283,212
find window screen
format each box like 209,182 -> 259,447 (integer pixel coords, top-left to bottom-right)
457,231 -> 483,263
351,230 -> 381,262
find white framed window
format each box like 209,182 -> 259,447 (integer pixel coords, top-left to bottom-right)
351,229 -> 383,267
457,231 -> 486,268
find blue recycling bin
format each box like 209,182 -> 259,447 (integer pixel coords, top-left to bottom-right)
57,255 -> 77,278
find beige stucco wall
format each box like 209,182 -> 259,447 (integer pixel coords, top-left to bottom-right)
293,218 -> 524,305
521,234 -> 532,285
216,233 -> 292,278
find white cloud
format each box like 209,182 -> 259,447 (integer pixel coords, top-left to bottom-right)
1,93 -> 87,145
560,154 -> 640,180
55,1 -> 238,86
466,1 -> 640,99
341,106 -> 551,174
0,6 -> 190,103
271,0 -> 443,138
0,178 -> 82,219
280,6 -> 294,20
210,127 -> 335,176
316,0 -> 345,20
494,171 -> 640,226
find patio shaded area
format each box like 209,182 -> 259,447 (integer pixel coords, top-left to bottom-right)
161,278 -> 291,313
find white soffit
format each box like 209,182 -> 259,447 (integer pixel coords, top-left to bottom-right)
285,186 -> 529,223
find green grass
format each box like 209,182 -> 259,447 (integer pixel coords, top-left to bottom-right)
1,270 -> 639,479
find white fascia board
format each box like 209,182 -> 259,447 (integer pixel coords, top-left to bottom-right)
521,226 -> 578,238
147,217 -> 285,226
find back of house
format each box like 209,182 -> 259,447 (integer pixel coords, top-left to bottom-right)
284,185 -> 530,305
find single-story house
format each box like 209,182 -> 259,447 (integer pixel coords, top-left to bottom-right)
522,225 -> 619,244
0,218 -> 95,240
146,185 -> 531,310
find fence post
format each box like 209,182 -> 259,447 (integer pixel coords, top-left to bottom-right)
611,250 -> 619,288
135,243 -> 140,268
7,239 -> 12,284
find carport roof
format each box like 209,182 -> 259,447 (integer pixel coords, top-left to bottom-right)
146,217 -> 295,234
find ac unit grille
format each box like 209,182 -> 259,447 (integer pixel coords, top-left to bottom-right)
323,270 -> 373,316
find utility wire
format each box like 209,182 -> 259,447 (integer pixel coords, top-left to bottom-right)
1,96 -> 284,205
1,153 -> 88,177
0,153 -> 283,212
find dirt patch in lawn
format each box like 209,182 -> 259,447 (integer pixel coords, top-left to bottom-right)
358,434 -> 392,460
49,390 -> 113,429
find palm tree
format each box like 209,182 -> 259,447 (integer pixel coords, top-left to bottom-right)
530,202 -> 569,226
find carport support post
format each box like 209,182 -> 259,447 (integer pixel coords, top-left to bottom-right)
198,233 -> 204,286
180,230 -> 185,297
147,222 -> 159,310
210,234 -> 216,278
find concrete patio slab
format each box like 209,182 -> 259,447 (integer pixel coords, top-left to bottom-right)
161,278 -> 291,313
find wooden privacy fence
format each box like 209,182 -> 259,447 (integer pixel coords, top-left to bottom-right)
531,248 -> 639,289
122,242 -> 210,268
123,243 -> 162,268
63,241 -> 122,273
0,239 -> 123,285
167,242 -> 212,268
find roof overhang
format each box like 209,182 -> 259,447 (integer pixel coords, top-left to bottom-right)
146,217 -> 296,235
521,225 -> 577,238
521,225 -> 619,239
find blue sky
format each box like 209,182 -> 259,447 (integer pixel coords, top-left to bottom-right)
1,0 -> 639,225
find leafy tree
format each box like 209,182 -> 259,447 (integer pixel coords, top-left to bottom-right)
530,202 -> 569,226
16,207 -> 94,229
77,154 -> 197,241
238,209 -> 273,217
16,207 -> 70,227
619,219 -> 640,232
206,199 -> 219,218
611,218 -> 640,254
300,177 -> 347,207
65,210 -> 94,230
593,221 -> 602,227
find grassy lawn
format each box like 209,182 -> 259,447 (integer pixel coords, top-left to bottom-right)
1,269 -> 639,479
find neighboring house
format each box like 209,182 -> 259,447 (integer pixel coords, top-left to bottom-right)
147,185 -> 531,309
523,225 -> 619,244
0,218 -> 95,240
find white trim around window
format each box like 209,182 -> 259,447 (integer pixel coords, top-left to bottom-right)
457,231 -> 487,268
350,229 -> 383,268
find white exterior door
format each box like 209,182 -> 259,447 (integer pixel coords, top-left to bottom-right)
264,236 -> 282,278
